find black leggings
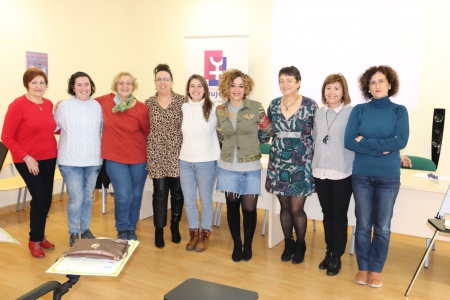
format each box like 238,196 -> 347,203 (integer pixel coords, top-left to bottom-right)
152,177 -> 184,228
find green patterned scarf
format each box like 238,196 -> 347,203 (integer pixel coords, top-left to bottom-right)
112,94 -> 135,113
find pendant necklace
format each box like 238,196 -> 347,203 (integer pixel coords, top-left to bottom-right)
36,102 -> 43,111
323,109 -> 340,144
283,95 -> 299,112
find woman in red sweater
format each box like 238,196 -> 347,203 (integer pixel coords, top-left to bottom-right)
1,68 -> 57,259
95,72 -> 150,241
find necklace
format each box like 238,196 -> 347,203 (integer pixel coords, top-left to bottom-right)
283,95 -> 299,112
323,109 -> 340,144
26,95 -> 44,111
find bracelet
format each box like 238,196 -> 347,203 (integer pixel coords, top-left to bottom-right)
23,155 -> 30,161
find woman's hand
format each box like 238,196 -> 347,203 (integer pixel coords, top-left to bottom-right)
25,156 -> 40,175
400,155 -> 412,168
355,135 -> 364,142
53,99 -> 64,113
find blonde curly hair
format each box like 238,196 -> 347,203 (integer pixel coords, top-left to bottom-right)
218,69 -> 254,100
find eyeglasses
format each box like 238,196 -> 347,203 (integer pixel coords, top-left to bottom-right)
118,81 -> 132,86
155,78 -> 172,83
323,135 -> 330,144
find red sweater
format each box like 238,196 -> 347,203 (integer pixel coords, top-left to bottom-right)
96,93 -> 150,164
1,95 -> 57,163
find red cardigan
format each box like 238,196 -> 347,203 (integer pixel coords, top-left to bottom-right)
96,93 -> 150,164
1,95 -> 57,163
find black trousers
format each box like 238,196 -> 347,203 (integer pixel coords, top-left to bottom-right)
15,158 -> 56,242
152,177 -> 184,228
313,176 -> 352,257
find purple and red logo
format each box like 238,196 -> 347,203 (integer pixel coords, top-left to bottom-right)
204,50 -> 227,86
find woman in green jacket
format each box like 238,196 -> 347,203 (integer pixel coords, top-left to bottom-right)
216,69 -> 272,262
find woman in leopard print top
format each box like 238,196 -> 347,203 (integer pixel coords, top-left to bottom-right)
145,64 -> 184,249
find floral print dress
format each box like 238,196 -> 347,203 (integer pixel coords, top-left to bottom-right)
265,96 -> 318,196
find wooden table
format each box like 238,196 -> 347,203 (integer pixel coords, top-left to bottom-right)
268,169 -> 450,248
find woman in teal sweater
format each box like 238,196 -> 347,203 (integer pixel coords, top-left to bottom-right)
344,65 -> 409,288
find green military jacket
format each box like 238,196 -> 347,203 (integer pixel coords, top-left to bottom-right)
216,98 -> 272,163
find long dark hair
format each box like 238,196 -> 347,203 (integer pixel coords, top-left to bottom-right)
185,74 -> 213,122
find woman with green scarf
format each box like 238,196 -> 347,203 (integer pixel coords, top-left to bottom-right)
95,71 -> 150,241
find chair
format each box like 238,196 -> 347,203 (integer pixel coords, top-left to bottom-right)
0,142 -> 28,211
164,278 -> 258,300
259,143 -> 271,155
401,155 -> 437,171
405,218 -> 450,296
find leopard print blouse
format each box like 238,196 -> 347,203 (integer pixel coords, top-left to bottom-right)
145,92 -> 184,178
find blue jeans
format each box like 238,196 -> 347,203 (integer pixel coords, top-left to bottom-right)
352,174 -> 400,273
59,165 -> 101,235
105,160 -> 147,232
180,160 -> 217,231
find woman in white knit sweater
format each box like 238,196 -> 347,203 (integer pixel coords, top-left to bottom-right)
179,74 -> 220,252
54,71 -> 103,247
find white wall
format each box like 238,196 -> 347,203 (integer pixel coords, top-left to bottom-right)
0,0 -> 448,207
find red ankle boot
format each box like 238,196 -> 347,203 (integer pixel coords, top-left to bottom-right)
39,238 -> 55,250
28,241 -> 45,259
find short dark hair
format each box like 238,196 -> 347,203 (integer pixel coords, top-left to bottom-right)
279,66 -> 301,82
154,63 -> 173,80
359,65 -> 400,100
67,71 -> 96,96
23,68 -> 48,90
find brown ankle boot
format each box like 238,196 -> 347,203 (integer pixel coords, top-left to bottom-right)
195,229 -> 211,252
186,229 -> 199,251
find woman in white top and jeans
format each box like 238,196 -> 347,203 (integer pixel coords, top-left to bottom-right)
54,71 -> 103,247
179,74 -> 220,252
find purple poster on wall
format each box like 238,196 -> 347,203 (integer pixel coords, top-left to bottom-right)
26,51 -> 48,78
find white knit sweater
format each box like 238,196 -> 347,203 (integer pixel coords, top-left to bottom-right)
54,96 -> 103,166
179,99 -> 220,162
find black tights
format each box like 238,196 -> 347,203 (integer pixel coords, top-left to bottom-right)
277,195 -> 307,242
226,193 -> 258,211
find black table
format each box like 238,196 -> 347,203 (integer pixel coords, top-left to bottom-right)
164,278 -> 259,300
405,218 -> 450,296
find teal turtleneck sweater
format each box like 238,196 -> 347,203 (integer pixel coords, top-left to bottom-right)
344,96 -> 409,177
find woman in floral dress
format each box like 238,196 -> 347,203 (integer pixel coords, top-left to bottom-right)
265,66 -> 318,264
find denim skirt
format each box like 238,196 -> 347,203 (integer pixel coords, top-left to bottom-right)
216,167 -> 261,195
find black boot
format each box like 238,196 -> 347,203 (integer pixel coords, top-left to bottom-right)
326,253 -> 341,276
227,200 -> 242,262
169,177 -> 184,245
242,209 -> 257,261
232,241 -> 243,262
318,250 -> 332,270
170,220 -> 181,244
292,239 -> 306,265
281,237 -> 295,262
155,228 -> 164,248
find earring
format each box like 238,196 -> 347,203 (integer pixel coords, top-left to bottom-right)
368,90 -> 371,93
389,85 -> 391,90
